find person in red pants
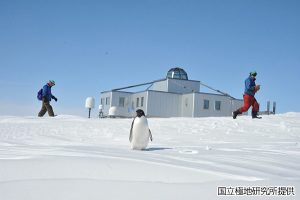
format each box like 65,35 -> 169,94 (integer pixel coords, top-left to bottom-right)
233,71 -> 261,119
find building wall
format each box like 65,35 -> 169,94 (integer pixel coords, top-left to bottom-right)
149,79 -> 200,94
129,91 -> 148,115
148,80 -> 168,92
193,93 -> 243,117
100,91 -> 134,117
180,93 -> 194,117
100,91 -> 112,115
111,91 -> 133,116
167,79 -> 200,94
147,91 -> 181,117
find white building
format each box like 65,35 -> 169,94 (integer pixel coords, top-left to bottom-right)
100,68 -> 243,117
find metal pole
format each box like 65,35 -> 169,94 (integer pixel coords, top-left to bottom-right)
88,108 -> 91,118
273,102 -> 276,114
267,101 -> 270,115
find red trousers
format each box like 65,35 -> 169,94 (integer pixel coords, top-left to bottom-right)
239,94 -> 259,113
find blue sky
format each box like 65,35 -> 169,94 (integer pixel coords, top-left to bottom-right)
0,0 -> 299,116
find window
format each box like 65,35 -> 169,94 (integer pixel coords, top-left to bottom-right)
141,97 -> 144,107
173,72 -> 180,79
203,99 -> 209,109
100,98 -> 104,105
119,97 -> 125,107
106,97 -> 110,105
215,101 -> 221,111
181,74 -> 188,80
136,98 -> 139,107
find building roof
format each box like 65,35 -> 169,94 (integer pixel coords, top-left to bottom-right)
101,67 -> 235,99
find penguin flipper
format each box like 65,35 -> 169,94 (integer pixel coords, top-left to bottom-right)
149,129 -> 153,141
129,117 -> 136,142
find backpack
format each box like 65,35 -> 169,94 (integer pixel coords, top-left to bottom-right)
37,89 -> 43,100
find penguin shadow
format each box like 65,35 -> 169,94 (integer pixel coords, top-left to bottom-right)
143,147 -> 173,151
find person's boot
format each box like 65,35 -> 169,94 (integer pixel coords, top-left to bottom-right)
232,109 -> 242,119
252,111 -> 262,119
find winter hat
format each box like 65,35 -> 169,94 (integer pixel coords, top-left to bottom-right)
250,71 -> 257,77
49,80 -> 56,85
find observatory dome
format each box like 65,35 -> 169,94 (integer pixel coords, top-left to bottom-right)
166,67 -> 188,80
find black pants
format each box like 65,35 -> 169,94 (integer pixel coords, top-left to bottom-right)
38,100 -> 54,117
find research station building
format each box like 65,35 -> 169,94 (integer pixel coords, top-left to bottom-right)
100,68 -> 243,118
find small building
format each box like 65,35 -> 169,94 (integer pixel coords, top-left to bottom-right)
100,68 -> 243,117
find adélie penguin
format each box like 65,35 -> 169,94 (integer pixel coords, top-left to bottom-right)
129,109 -> 153,150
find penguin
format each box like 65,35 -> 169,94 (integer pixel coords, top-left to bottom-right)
129,109 -> 153,150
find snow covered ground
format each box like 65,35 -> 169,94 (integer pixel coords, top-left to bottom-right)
0,113 -> 299,200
